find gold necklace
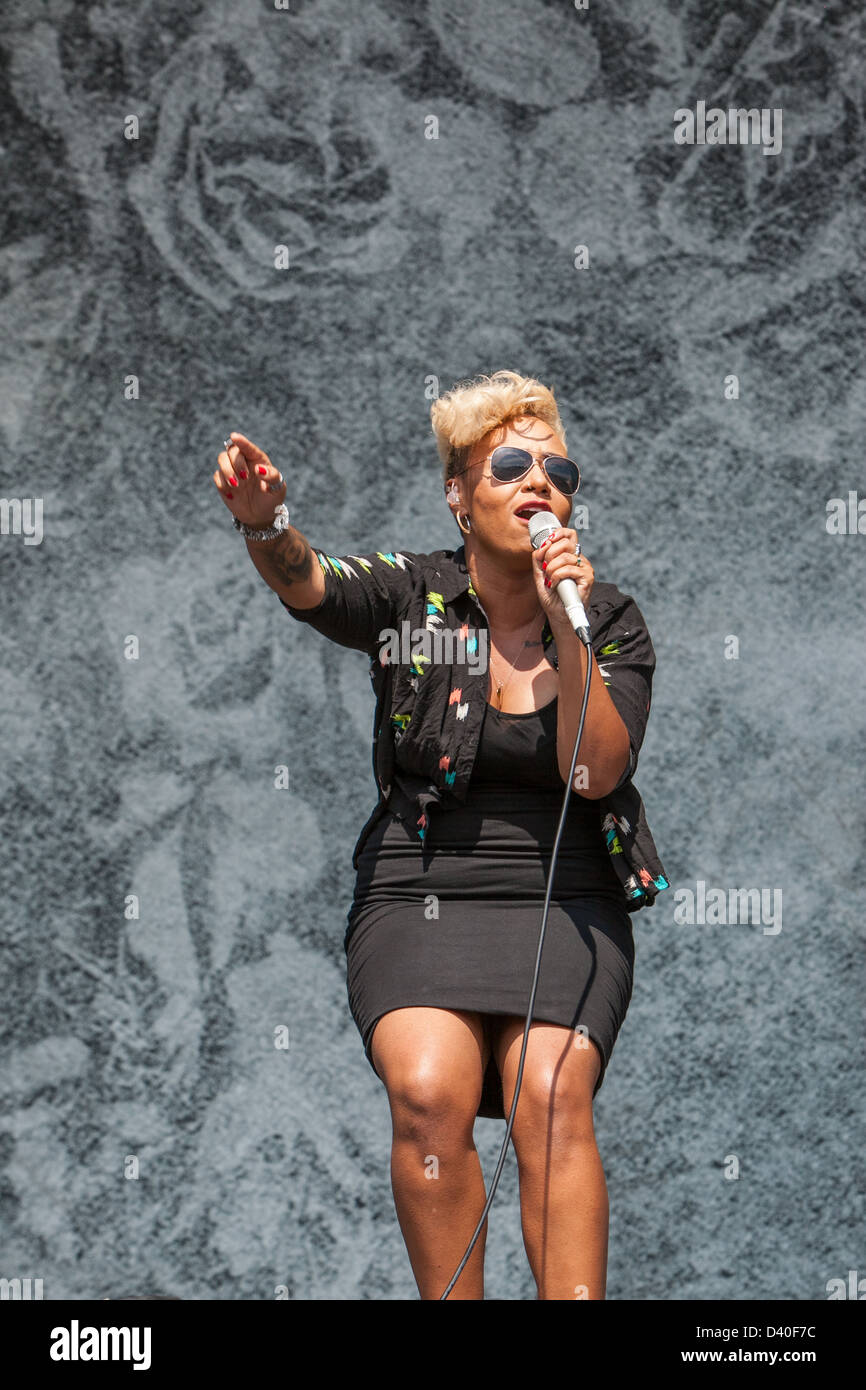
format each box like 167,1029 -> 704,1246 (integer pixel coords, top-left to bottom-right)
489,613 -> 543,708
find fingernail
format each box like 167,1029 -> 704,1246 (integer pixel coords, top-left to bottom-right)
542,561 -> 547,570
228,477 -> 238,487
257,466 -> 267,475
545,578 -> 551,588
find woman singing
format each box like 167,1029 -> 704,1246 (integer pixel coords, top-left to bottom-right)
212,369 -> 668,1300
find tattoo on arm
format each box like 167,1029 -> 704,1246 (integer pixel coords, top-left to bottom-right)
250,528 -> 314,587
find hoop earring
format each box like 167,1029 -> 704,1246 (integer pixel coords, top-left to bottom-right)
456,511 -> 472,535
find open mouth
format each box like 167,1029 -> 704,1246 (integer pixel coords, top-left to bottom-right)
514,502 -> 552,522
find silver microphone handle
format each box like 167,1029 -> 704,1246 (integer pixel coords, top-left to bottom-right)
527,512 -> 592,646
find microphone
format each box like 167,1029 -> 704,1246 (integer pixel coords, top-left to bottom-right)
528,510 -> 592,647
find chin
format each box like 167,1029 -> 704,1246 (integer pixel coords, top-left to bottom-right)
489,534 -> 533,565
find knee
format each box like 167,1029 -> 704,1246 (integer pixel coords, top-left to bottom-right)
388,1062 -> 479,1145
512,1064 -> 597,1149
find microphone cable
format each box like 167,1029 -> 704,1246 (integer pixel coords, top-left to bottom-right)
439,631 -> 593,1299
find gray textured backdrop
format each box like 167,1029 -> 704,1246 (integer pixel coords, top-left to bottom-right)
1,0 -> 863,1301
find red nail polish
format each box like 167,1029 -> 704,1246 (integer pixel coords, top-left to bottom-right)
542,561 -> 547,570
545,577 -> 551,588
238,470 -> 247,479
228,477 -> 238,486
257,466 -> 267,475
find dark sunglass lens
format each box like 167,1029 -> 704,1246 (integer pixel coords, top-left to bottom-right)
544,457 -> 580,496
490,447 -> 532,481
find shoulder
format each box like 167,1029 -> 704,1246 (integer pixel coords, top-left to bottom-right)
376,546 -> 466,586
337,546 -> 451,572
414,547 -> 463,574
391,546 -> 460,569
588,580 -> 642,621
589,580 -> 654,652
311,547 -> 422,585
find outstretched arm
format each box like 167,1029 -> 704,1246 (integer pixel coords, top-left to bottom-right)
213,431 -> 324,609
213,431 -> 417,653
245,525 -> 325,610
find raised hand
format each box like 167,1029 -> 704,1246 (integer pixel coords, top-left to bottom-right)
531,524 -> 594,632
213,432 -> 288,528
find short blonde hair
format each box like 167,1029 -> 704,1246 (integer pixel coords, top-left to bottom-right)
431,369 -> 566,482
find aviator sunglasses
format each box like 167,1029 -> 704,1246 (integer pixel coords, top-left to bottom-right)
454,445 -> 581,497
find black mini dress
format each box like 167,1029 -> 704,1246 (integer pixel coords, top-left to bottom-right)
344,696 -> 635,1119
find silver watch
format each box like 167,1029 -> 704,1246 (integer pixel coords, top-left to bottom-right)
232,503 -> 290,542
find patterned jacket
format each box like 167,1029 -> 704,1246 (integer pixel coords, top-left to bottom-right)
281,543 -> 669,911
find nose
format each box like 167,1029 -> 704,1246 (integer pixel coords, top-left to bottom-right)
523,459 -> 550,489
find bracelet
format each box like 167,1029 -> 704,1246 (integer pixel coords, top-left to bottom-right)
232,503 -> 290,542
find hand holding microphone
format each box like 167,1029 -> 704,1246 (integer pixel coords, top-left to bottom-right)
527,509 -> 593,647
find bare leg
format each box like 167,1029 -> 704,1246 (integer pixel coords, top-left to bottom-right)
492,1017 -> 608,1300
370,1006 -> 491,1300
